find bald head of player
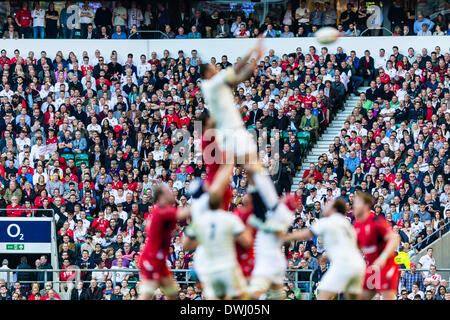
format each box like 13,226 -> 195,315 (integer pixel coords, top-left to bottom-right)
353,191 -> 374,220
153,185 -> 175,207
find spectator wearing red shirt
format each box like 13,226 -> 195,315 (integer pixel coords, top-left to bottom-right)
6,196 -> 23,217
15,2 -> 32,38
91,211 -> 110,237
302,88 -> 316,109
0,50 -> 11,68
302,164 -> 323,184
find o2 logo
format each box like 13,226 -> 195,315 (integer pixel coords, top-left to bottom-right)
7,224 -> 24,241
366,5 -> 383,29
66,4 -> 80,30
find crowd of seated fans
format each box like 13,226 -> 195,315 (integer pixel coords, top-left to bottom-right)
0,1 -> 448,40
0,32 -> 447,300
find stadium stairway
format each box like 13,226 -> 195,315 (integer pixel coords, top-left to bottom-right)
292,87 -> 369,192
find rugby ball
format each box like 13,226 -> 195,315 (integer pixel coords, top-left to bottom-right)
315,27 -> 340,44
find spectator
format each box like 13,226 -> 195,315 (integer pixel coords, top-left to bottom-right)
295,1 -> 310,33
44,2 -> 59,39
216,18 -> 230,38
187,25 -> 202,39
340,3 -> 357,30
309,2 -> 323,29
94,1 -> 113,32
3,24 -> 19,39
175,27 -> 187,39
127,1 -> 143,31
31,1 -> 45,39
402,263 -> 424,292
111,25 -> 127,39
413,12 -> 435,35
15,1 -> 32,39
387,1 -> 407,32
262,24 -> 276,38
112,1 -> 127,30
417,23 -> 432,36
79,1 -> 94,39
322,2 -> 337,28
60,0 -> 74,39
280,25 -> 294,38
161,24 -> 175,39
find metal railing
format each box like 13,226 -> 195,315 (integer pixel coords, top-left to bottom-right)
360,27 -> 394,36
0,268 -> 315,300
411,220 -> 450,257
128,30 -> 167,39
0,208 -> 55,219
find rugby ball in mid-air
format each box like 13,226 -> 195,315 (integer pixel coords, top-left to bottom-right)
315,27 -> 340,44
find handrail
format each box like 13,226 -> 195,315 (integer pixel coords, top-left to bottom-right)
360,27 -> 394,36
411,219 -> 450,257
1,268 -> 315,297
128,30 -> 168,39
0,208 -> 55,219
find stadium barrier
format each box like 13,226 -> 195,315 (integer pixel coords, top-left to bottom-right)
0,268 -> 315,300
411,220 -> 450,257
0,37 -> 446,67
0,208 -> 55,218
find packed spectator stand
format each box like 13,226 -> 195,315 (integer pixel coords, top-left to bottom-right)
0,1 -> 448,40
0,0 -> 449,302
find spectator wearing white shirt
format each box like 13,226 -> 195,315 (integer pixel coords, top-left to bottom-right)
407,283 -> 424,300
0,84 -> 14,102
269,60 -> 282,76
385,61 -> 398,79
423,265 -> 441,289
152,141 -> 164,160
79,1 -> 95,39
31,2 -> 45,39
419,248 -> 436,276
137,55 -> 151,78
375,48 -> 389,69
110,258 -> 129,285
30,136 -> 45,162
127,2 -> 144,30
87,117 -> 102,134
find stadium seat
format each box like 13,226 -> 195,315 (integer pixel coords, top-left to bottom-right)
61,153 -> 74,161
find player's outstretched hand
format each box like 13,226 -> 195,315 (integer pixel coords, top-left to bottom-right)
253,37 -> 265,61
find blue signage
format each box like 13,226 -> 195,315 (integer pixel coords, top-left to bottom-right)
0,220 -> 51,243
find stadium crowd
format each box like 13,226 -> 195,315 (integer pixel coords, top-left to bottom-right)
0,1 -> 448,40
0,23 -> 448,301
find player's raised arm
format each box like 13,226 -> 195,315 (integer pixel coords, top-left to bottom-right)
283,228 -> 315,242
207,155 -> 235,208
233,38 -> 263,73
228,39 -> 265,87
176,206 -> 191,221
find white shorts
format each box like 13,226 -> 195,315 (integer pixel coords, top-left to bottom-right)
220,128 -> 257,157
251,254 -> 287,285
201,266 -> 247,299
318,260 -> 365,295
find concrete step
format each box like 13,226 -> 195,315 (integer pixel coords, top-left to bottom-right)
291,90 -> 363,191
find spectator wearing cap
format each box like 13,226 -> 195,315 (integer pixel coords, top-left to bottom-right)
402,263 -> 424,292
